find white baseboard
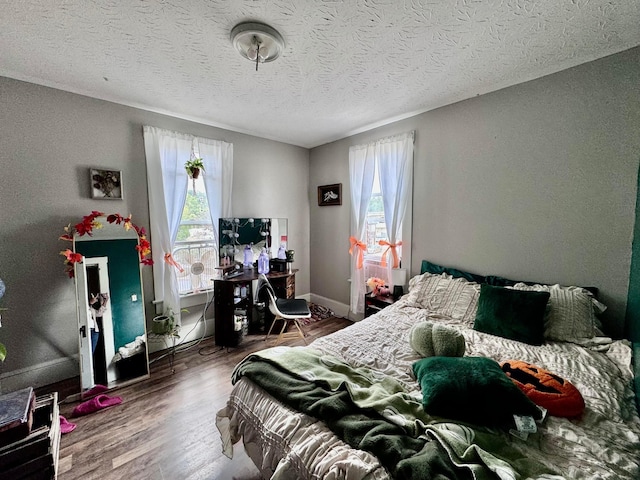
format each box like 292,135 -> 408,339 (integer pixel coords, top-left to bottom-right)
0,355 -> 79,393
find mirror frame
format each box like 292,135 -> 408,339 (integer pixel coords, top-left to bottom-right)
218,217 -> 288,264
62,213 -> 152,396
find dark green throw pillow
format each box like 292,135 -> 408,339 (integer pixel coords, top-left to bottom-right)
474,284 -> 549,345
420,260 -> 485,284
412,356 -> 541,427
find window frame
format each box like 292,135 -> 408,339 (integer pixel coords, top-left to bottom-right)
362,165 -> 405,273
172,175 -> 217,297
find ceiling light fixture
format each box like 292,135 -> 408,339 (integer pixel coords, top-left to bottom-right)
230,21 -> 284,71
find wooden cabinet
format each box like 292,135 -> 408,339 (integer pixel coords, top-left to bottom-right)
214,270 -> 297,347
364,293 -> 396,318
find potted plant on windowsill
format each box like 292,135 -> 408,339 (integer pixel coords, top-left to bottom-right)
185,158 -> 205,179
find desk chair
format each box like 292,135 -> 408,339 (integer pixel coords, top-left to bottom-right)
258,274 -> 310,345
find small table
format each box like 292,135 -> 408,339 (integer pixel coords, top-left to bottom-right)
364,293 -> 396,318
148,333 -> 178,374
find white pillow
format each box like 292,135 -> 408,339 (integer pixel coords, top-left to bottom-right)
509,283 -> 606,342
406,273 -> 480,324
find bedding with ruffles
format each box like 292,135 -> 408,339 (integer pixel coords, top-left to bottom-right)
217,285 -> 640,479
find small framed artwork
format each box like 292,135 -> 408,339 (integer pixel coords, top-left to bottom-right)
318,183 -> 342,206
90,168 -> 123,199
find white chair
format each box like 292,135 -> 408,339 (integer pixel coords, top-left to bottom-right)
258,274 -> 310,345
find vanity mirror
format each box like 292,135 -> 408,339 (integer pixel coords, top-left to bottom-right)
218,217 -> 288,264
72,218 -> 150,393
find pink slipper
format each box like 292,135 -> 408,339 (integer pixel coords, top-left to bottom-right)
81,384 -> 108,400
71,394 -> 123,417
59,415 -> 77,434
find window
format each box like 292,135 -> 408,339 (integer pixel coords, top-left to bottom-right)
348,131 -> 413,314
143,126 -> 232,317
172,175 -> 217,295
364,167 -> 396,284
365,167 -> 388,256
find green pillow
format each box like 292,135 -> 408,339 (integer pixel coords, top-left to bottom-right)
409,322 -> 465,358
420,260 -> 485,284
412,356 -> 541,427
474,284 -> 549,345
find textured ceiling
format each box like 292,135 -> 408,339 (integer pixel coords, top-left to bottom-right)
1,1 -> 639,148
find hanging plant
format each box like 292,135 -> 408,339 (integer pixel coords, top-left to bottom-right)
59,211 -> 153,278
185,158 -> 205,179
185,158 -> 205,190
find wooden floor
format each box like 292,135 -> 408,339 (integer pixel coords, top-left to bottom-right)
43,316 -> 353,480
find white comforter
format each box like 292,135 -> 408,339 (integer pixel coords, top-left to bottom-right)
216,299 -> 640,479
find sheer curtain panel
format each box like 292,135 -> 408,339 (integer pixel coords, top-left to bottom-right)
378,132 -> 414,275
196,137 -> 234,247
348,132 -> 414,314
348,143 -> 375,314
143,127 -> 233,321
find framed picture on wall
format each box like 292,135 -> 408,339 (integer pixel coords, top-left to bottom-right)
90,168 -> 123,199
318,183 -> 342,206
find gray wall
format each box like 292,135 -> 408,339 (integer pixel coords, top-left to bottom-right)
310,47 -> 640,338
0,77 -> 309,391
2,46 -> 638,391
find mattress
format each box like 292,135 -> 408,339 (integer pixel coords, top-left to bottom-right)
217,294 -> 640,479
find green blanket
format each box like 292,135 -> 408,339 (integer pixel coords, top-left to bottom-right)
234,347 -> 464,480
233,346 -> 559,480
233,346 -> 431,436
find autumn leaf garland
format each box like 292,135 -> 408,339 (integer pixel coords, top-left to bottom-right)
60,211 -> 153,278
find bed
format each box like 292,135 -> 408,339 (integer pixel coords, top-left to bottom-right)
216,261 -> 640,479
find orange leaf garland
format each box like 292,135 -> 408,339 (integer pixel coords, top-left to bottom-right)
60,212 -> 153,278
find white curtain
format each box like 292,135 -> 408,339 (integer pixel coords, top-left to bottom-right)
348,143 -> 375,314
378,132 -> 414,275
143,127 -> 233,321
196,137 -> 234,250
349,132 -> 414,314
143,126 -> 190,320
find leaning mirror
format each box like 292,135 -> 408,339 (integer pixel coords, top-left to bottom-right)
72,217 -> 150,394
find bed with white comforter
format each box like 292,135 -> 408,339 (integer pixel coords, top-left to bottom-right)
217,270 -> 640,480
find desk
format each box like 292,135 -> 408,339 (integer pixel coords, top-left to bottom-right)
213,269 -> 297,347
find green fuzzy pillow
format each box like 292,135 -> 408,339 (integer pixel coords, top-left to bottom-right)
413,356 -> 542,426
409,322 -> 465,358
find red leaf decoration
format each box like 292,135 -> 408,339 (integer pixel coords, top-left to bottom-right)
60,213 -> 152,277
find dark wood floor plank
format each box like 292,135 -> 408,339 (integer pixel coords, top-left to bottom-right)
41,316 -> 352,480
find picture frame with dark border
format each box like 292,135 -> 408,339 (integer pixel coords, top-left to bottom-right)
90,168 -> 123,200
318,183 -> 342,206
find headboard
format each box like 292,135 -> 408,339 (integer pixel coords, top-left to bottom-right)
420,260 -> 598,296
